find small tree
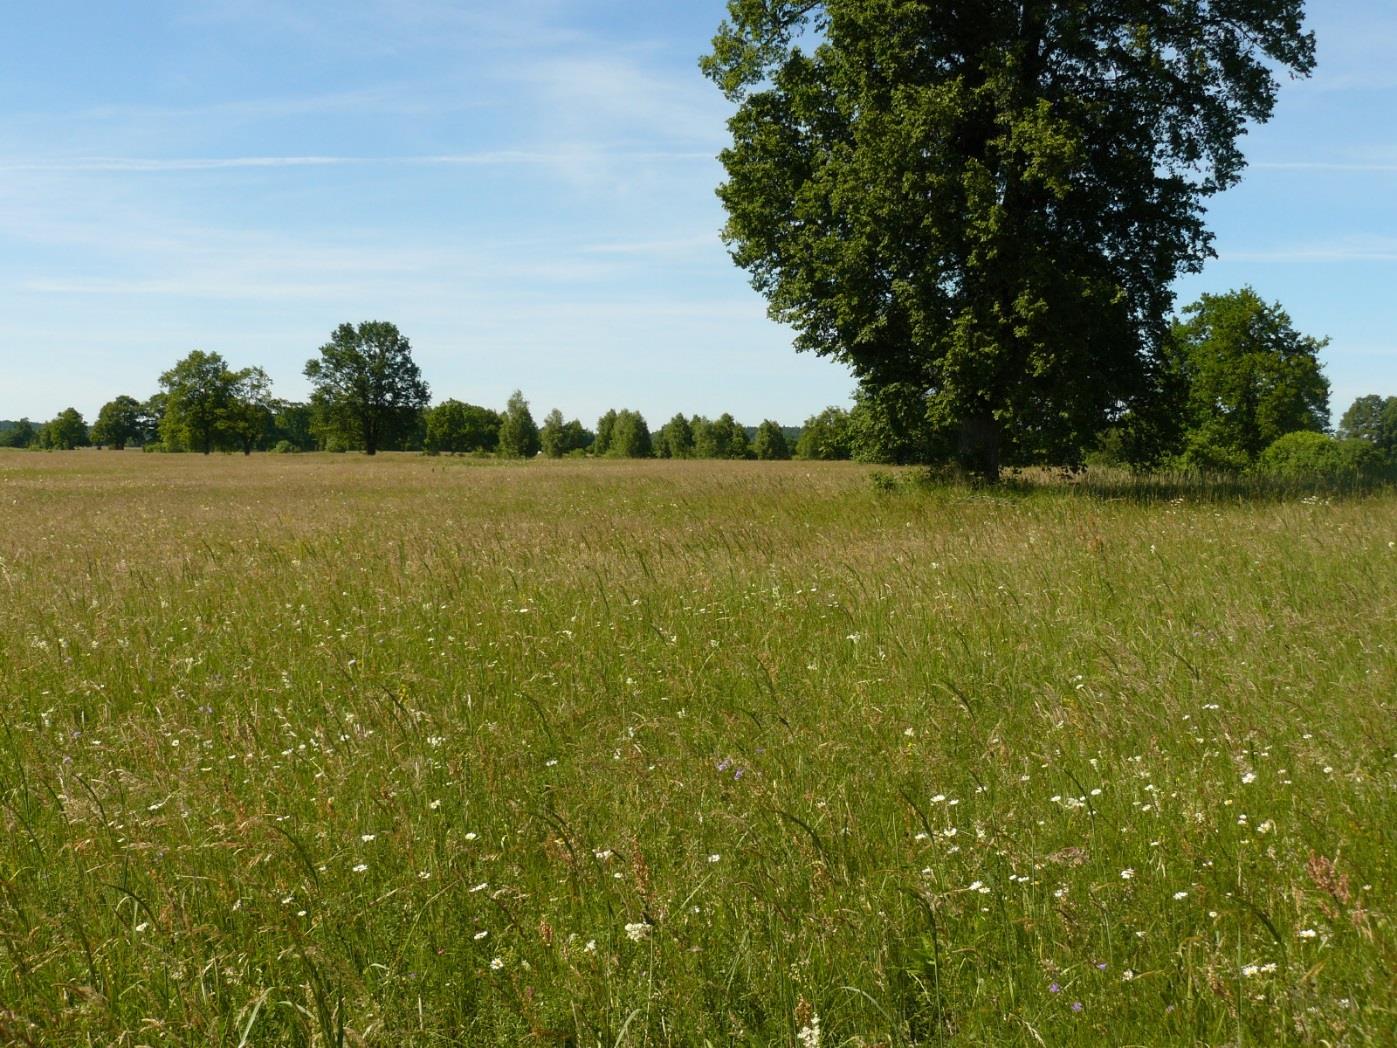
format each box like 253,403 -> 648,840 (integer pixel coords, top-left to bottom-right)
304,322 -> 430,456
540,410 -> 590,457
91,396 -> 144,450
498,390 -> 541,458
593,410 -> 619,457
160,350 -> 244,454
1338,395 -> 1397,461
795,407 -> 852,461
226,368 -> 276,455
40,408 -> 89,450
1171,289 -> 1330,470
753,420 -> 791,460
608,410 -> 653,458
426,400 -> 477,454
654,414 -> 694,459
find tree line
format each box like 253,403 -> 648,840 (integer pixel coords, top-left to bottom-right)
3,300 -> 1394,478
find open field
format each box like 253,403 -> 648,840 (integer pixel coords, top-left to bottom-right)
0,451 -> 1393,1046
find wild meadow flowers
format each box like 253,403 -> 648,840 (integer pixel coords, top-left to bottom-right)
0,453 -> 1391,1045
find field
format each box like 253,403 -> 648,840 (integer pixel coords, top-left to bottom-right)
0,451 -> 1392,1046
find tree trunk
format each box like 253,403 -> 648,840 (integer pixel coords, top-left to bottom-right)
958,415 -> 1002,484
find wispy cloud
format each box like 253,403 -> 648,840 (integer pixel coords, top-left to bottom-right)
0,150 -> 714,174
1220,236 -> 1397,263
1252,161 -> 1397,173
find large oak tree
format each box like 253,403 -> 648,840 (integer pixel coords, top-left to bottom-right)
703,0 -> 1317,480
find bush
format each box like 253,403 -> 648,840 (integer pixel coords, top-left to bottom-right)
1254,431 -> 1385,481
271,440 -> 298,454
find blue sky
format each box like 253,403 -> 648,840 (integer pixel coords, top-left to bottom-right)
2,1 -> 1394,426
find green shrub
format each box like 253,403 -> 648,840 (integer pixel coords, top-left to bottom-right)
1255,431 -> 1384,481
271,440 -> 298,454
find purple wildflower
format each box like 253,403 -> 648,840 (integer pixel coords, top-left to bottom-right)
1071,1001 -> 1084,1013
1049,982 -> 1061,994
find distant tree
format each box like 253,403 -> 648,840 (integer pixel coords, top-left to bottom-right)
304,321 -> 430,456
654,413 -> 694,459
91,396 -> 144,450
0,418 -> 38,449
607,410 -> 653,458
271,401 -> 318,451
753,419 -> 791,460
1338,395 -> 1397,460
593,409 -> 619,457
427,400 -> 477,454
226,368 -> 276,455
693,413 -> 749,459
795,407 -> 852,461
138,394 -> 166,447
1171,289 -> 1330,471
540,409 -> 590,457
159,351 -> 245,454
40,408 -> 89,450
498,390 -> 541,458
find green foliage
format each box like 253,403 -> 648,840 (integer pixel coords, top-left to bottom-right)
1338,394 -> 1397,460
592,409 -> 619,457
604,410 -> 652,459
270,440 -> 298,454
1255,431 -> 1387,482
159,350 -> 246,455
1171,289 -> 1330,471
225,368 -> 276,455
0,418 -> 38,449
654,413 -> 695,459
497,390 -> 541,458
704,0 -> 1316,479
304,321 -> 430,456
795,407 -> 852,461
427,399 -> 502,455
752,419 -> 791,460
91,396 -> 144,450
37,408 -> 89,450
848,383 -> 941,465
540,409 -> 591,458
270,401 -> 319,452
692,413 -> 750,459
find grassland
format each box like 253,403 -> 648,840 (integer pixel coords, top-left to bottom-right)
0,450 -> 1392,1046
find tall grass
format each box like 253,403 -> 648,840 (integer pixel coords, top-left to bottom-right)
0,451 -> 1392,1045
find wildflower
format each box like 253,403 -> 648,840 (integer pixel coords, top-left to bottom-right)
1241,962 -> 1277,978
352,863 -> 368,873
428,799 -> 441,811
135,922 -> 150,933
1048,982 -> 1061,994
1071,1001 -> 1084,1013
464,831 -> 477,841
489,957 -> 504,971
707,853 -> 721,864
470,882 -> 488,893
1256,819 -> 1275,835
360,834 -> 376,843
797,1014 -> 822,1048
1241,771 -> 1257,785
1120,868 -> 1135,880
474,930 -> 488,940
1122,969 -> 1135,982
1297,928 -> 1318,939
1173,890 -> 1189,900
624,922 -> 652,942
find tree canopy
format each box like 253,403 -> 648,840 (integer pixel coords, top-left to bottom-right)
1170,288 -> 1330,471
159,351 -> 246,454
304,322 -> 430,456
498,390 -> 541,458
703,0 -> 1317,480
91,396 -> 144,450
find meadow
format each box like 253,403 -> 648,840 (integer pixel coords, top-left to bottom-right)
0,450 -> 1392,1046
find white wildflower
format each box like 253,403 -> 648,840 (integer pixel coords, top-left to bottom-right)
624,922 -> 652,942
